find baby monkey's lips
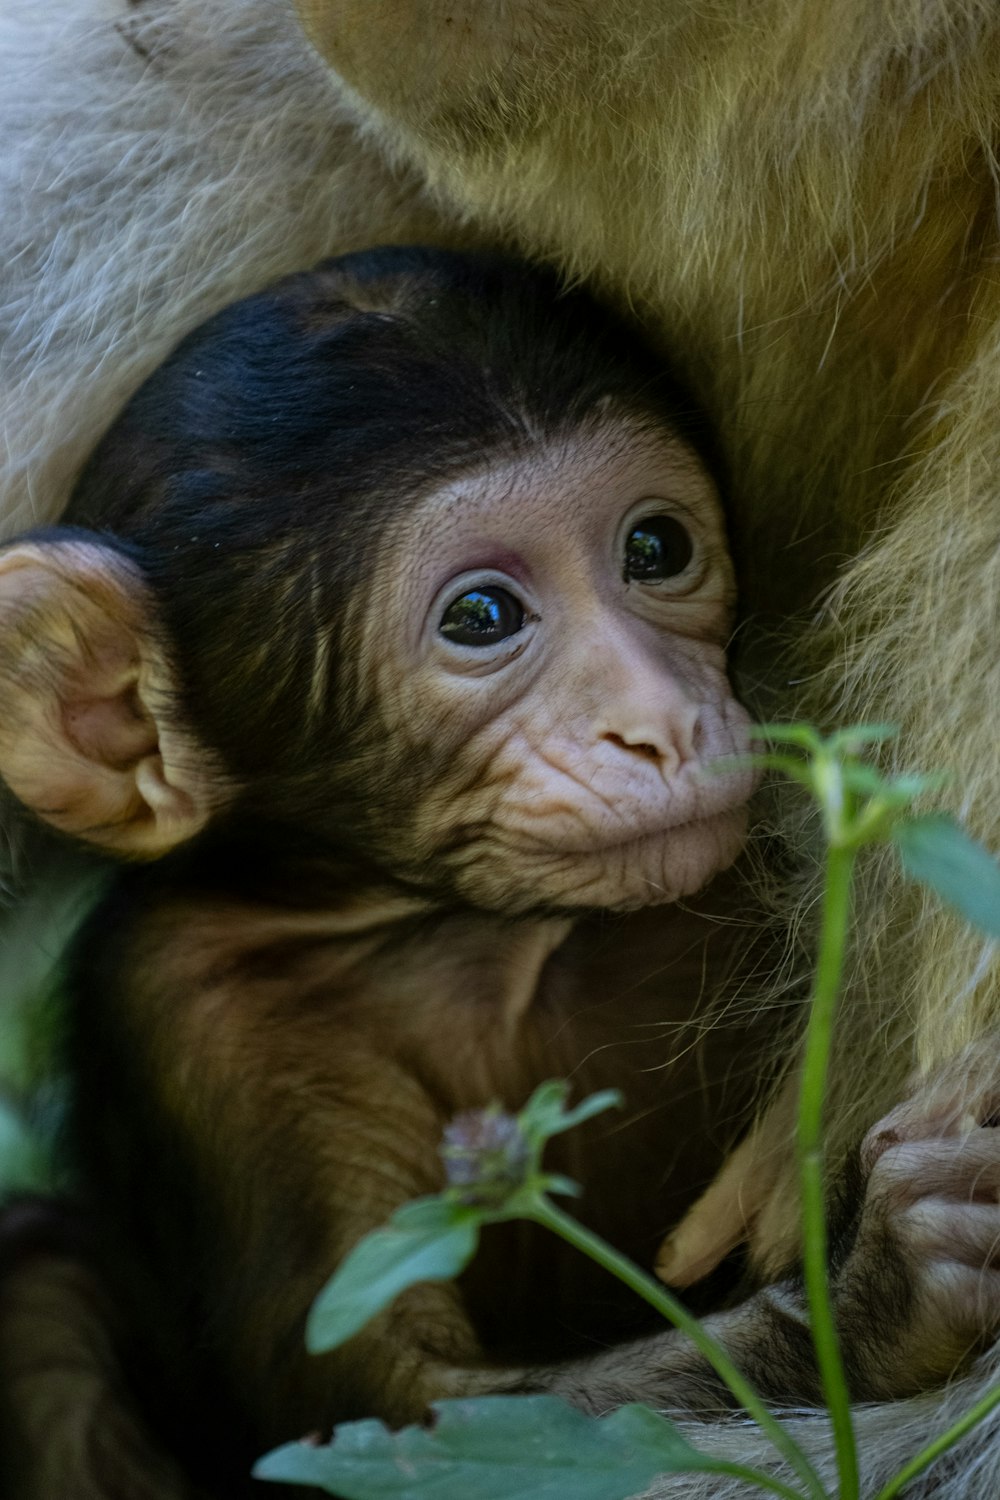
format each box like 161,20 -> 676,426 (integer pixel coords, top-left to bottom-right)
586,805 -> 746,858
533,769 -> 757,857
550,805 -> 751,910
447,803 -> 750,915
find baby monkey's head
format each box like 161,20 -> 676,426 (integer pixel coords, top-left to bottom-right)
0,247 -> 754,913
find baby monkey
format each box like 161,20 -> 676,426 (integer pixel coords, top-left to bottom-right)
2,248 -> 1000,1495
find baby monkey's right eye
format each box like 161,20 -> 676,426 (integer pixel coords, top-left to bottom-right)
623,514 -> 694,582
439,587 -> 526,647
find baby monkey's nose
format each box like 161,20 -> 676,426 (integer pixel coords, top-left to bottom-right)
601,730 -> 664,763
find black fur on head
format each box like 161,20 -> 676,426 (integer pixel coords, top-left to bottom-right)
66,246 -> 720,861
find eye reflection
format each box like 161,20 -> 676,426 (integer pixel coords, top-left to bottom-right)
439,587 -> 525,647
624,515 -> 694,582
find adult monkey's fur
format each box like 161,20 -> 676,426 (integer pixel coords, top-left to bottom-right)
291,0 -> 1000,1270
0,0 -> 456,539
4,0 -> 1000,1495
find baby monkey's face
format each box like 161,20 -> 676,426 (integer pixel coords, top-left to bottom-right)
360,420 -> 756,914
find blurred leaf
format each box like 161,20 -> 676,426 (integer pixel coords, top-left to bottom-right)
0,1096 -> 54,1195
0,868 -> 108,1111
255,1395 -> 722,1498
889,773 -> 949,798
839,767 -> 945,804
516,1079 -> 570,1138
542,1173 -> 582,1199
825,724 -> 900,751
306,1198 -> 479,1354
894,815 -> 1000,939
706,753 -> 814,787
838,764 -> 897,799
0,1013 -> 30,1092
748,723 -> 823,751
519,1082 -> 621,1148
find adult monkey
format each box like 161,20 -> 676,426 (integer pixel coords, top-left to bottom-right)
3,1 -> 1000,1497
3,245 -> 1000,1500
12,244 -> 1000,1497
288,0 -> 1000,1327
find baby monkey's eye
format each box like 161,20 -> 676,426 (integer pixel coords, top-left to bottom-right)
439,587 -> 526,647
624,515 -> 694,582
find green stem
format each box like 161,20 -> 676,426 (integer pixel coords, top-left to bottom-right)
797,841 -> 859,1500
530,1196 -> 824,1500
873,1381 -> 1000,1500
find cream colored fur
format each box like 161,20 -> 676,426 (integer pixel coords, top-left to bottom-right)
5,0 -> 1000,1492
298,8 -> 1000,1490
293,0 -> 1000,1257
0,0 -> 456,535
649,1351 -> 1000,1498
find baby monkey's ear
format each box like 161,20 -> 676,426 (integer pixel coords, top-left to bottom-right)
0,536 -> 223,857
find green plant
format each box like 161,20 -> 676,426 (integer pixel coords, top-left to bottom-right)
0,875 -> 101,1200
256,725 -> 1000,1500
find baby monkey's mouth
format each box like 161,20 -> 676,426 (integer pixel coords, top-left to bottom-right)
535,777 -> 756,858
590,803 -> 749,854
512,806 -> 752,917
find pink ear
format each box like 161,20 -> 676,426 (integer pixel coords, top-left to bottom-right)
0,539 -> 224,857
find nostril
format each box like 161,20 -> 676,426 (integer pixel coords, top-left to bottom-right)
604,732 -> 662,762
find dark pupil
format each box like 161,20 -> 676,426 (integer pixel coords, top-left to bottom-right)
624,516 -> 693,581
439,587 -> 525,647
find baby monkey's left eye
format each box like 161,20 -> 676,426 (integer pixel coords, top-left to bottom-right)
624,515 -> 694,582
439,587 -> 526,647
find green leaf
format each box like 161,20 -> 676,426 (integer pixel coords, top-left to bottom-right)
894,815 -> 1000,939
541,1173 -> 582,1198
705,753 -> 814,786
0,869 -> 109,1092
890,773 -> 949,798
542,1089 -> 622,1137
517,1079 -> 572,1138
516,1083 -> 621,1160
825,723 -> 900,751
0,1097 -> 54,1196
254,1394 -> 721,1498
747,723 -> 823,750
840,766 -> 946,803
306,1198 -> 479,1354
837,764 -> 896,799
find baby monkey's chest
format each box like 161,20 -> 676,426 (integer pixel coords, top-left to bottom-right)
448,1036 -> 745,1358
391,994 -> 757,1357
